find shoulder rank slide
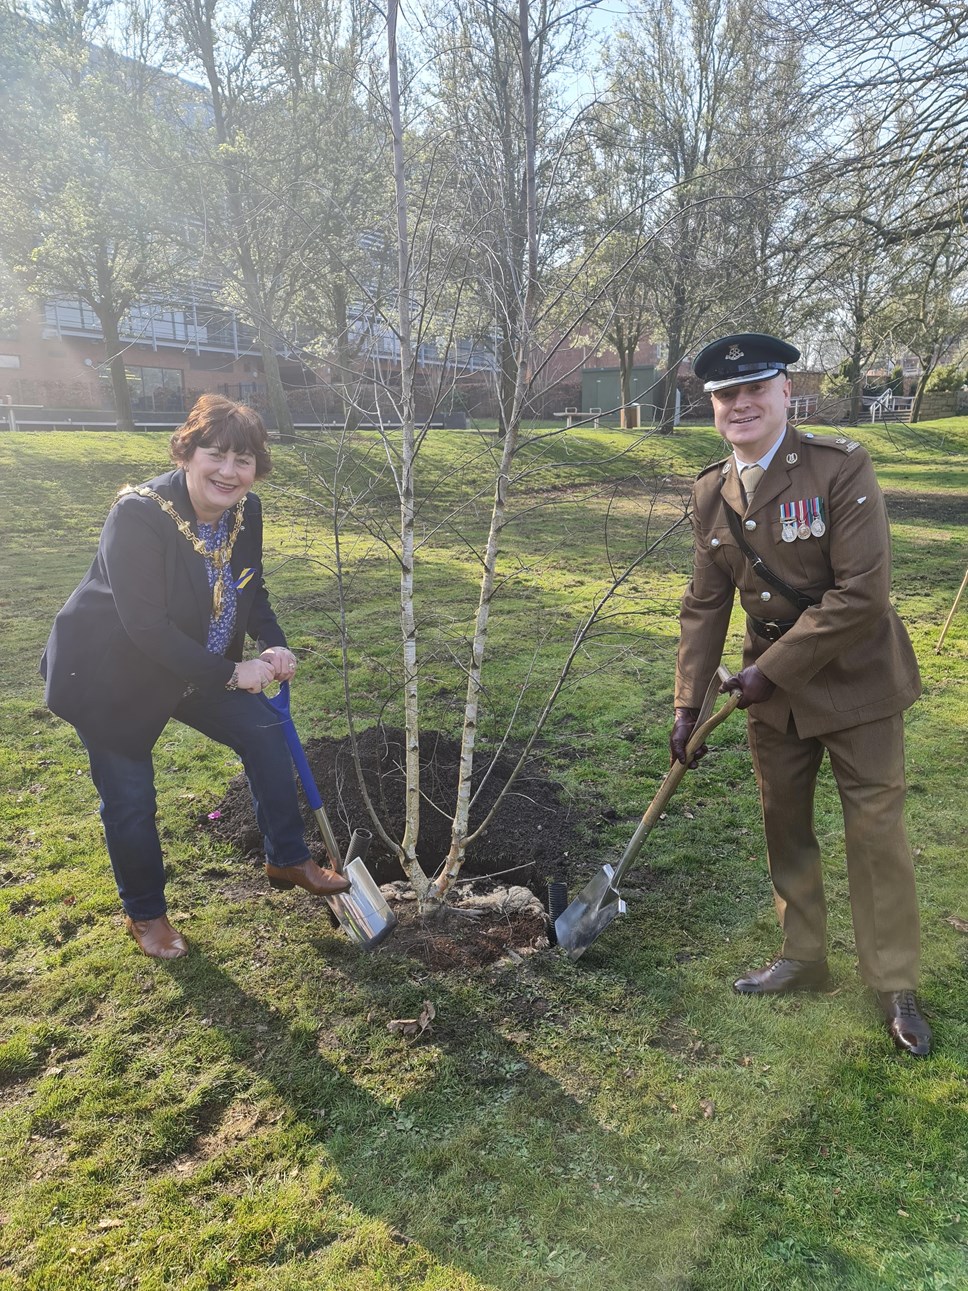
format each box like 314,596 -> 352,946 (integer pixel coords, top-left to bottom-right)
801,432 -> 859,452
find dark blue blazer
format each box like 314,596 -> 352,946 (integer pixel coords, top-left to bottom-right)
41,468 -> 286,756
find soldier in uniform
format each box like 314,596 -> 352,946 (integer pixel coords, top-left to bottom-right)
670,333 -> 931,1056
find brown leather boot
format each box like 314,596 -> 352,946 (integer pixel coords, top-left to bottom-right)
125,914 -> 189,960
733,957 -> 832,995
265,858 -> 351,896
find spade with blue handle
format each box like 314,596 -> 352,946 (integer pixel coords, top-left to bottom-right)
265,683 -> 397,949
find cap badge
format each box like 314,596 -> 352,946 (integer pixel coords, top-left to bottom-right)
725,344 -> 744,360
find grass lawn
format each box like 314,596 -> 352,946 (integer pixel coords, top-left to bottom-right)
0,416 -> 966,1290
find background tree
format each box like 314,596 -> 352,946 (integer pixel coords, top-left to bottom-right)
607,0 -> 810,429
263,0 -> 390,425
925,363 -> 967,393
888,228 -> 968,421
578,103 -> 659,420
770,5 -> 968,420
783,0 -> 968,241
1,0 -> 189,430
292,0 -> 698,910
423,0 -> 591,436
162,0 -> 384,434
783,99 -> 968,422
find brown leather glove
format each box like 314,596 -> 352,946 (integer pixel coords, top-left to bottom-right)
719,664 -> 776,709
670,707 -> 707,767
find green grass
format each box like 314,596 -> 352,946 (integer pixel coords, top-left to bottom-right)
0,417 -> 966,1290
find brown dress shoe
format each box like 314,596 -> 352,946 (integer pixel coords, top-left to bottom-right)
125,914 -> 189,960
265,858 -> 351,896
878,990 -> 932,1057
733,957 -> 832,995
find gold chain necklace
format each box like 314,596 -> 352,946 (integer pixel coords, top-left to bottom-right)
118,486 -> 246,621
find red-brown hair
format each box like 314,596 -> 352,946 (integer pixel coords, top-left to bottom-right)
170,395 -> 272,478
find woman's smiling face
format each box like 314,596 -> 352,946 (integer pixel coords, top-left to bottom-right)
711,375 -> 792,462
183,443 -> 257,523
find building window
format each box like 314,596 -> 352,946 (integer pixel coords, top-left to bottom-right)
45,298 -> 100,335
0,355 -> 20,369
124,305 -> 189,344
125,365 -> 185,411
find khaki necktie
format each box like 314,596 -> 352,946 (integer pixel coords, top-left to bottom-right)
741,463 -> 765,504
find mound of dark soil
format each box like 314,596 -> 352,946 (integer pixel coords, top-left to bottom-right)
204,725 -> 580,890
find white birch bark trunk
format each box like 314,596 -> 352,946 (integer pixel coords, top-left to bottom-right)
387,0 -> 429,901
433,0 -> 540,898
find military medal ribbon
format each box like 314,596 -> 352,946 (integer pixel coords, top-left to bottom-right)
780,501 -> 798,542
809,496 -> 826,537
800,493 -> 815,534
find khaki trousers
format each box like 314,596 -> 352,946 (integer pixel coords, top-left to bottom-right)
746,711 -> 920,991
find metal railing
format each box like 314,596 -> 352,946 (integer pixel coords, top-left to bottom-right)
868,393 -> 914,421
789,395 -> 818,419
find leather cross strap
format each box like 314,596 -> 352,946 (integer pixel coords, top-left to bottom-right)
723,503 -> 818,613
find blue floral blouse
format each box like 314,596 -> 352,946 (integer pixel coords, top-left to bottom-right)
197,513 -> 238,655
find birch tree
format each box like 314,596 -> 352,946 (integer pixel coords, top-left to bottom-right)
296,1 -> 694,912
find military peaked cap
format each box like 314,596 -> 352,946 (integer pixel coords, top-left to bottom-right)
693,332 -> 801,392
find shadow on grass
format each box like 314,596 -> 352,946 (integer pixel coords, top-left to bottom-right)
159,943 -> 681,1288
4,842 -> 962,1291
144,905 -> 878,1291
884,490 -> 968,526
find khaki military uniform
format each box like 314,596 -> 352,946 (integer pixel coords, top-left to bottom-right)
675,423 -> 922,990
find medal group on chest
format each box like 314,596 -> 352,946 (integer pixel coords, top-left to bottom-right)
779,497 -> 826,542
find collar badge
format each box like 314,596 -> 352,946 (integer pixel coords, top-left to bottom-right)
786,452 -> 798,464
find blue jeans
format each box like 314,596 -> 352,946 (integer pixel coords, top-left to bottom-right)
81,689 -> 309,920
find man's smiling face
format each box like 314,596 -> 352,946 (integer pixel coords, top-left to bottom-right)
711,375 -> 792,462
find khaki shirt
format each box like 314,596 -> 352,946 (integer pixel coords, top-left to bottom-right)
675,423 -> 921,736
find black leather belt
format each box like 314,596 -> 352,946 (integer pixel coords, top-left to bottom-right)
748,615 -> 799,642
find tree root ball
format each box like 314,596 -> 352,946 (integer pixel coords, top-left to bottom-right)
204,724 -> 580,890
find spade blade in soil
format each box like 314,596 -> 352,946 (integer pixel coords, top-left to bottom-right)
325,856 -> 398,950
554,865 -> 627,960
554,666 -> 741,963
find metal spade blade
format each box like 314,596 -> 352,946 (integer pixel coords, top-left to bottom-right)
265,683 -> 397,950
554,666 -> 740,960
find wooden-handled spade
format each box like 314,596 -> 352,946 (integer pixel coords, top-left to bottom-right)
554,665 -> 741,960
